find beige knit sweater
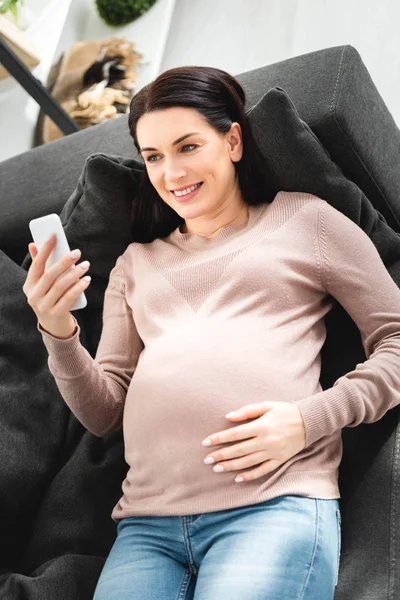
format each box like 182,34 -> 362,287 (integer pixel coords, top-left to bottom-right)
38,192 -> 400,522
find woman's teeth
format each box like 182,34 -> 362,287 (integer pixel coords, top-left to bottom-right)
173,183 -> 202,197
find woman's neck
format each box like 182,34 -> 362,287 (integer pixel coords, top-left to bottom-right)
180,203 -> 249,238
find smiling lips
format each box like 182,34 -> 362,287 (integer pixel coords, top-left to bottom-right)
171,182 -> 203,202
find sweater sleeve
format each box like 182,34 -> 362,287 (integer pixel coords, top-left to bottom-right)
293,200 -> 400,447
37,255 -> 144,437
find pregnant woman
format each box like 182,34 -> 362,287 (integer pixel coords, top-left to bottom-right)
23,65 -> 400,599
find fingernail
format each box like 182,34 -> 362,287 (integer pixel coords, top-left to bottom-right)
213,465 -> 224,473
202,439 -> 211,447
203,457 -> 215,465
78,260 -> 90,269
225,411 -> 237,418
70,249 -> 80,258
235,476 -> 244,483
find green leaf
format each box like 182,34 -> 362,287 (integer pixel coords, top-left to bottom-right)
95,0 -> 158,27
0,0 -> 22,18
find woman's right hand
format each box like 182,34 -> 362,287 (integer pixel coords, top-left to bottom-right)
23,234 -> 91,339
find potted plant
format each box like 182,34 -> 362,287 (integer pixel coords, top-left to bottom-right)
95,0 -> 158,27
0,0 -> 34,30
0,0 -> 22,20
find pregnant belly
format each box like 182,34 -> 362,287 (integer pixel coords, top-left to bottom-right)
121,341 -> 293,494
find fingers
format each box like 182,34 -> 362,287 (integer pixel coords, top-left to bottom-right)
23,234 -> 91,316
23,233 -> 92,332
28,243 -> 38,259
204,439 -> 259,465
36,247 -> 83,299
210,450 -> 269,473
42,274 -> 91,318
204,450 -> 282,482
24,234 -> 57,291
26,242 -> 82,302
234,459 -> 282,482
40,260 -> 90,311
201,423 -> 255,447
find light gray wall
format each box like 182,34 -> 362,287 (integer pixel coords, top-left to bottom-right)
161,0 -> 400,127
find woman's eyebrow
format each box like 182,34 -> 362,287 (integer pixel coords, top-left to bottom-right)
140,132 -> 201,153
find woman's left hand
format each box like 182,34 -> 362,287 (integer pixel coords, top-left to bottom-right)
201,401 -> 307,482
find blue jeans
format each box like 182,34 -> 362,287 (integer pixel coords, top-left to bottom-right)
93,495 -> 341,600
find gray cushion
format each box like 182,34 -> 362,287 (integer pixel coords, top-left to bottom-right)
237,45 -> 400,231
248,86 -> 400,279
55,153 -> 144,354
0,115 -> 137,266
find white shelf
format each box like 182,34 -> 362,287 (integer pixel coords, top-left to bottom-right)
81,0 -> 176,91
29,0 -> 74,82
0,0 -> 176,162
0,0 -> 74,161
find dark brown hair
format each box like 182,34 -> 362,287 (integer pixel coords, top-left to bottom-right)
128,66 -> 273,242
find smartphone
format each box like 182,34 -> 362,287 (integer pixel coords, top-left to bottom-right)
29,213 -> 87,311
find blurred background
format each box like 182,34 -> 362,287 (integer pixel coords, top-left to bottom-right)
0,0 -> 399,162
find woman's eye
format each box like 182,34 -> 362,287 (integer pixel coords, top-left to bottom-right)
146,154 -> 160,163
181,144 -> 197,153
145,144 -> 196,162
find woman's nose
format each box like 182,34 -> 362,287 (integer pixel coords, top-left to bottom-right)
163,158 -> 186,183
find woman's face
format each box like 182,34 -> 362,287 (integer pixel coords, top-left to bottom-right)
136,107 -> 243,224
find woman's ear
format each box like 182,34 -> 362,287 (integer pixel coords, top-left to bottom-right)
226,122 -> 243,162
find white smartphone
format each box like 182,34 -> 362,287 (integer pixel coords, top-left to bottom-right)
29,213 -> 87,311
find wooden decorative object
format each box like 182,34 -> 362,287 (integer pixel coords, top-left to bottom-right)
0,14 -> 40,80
